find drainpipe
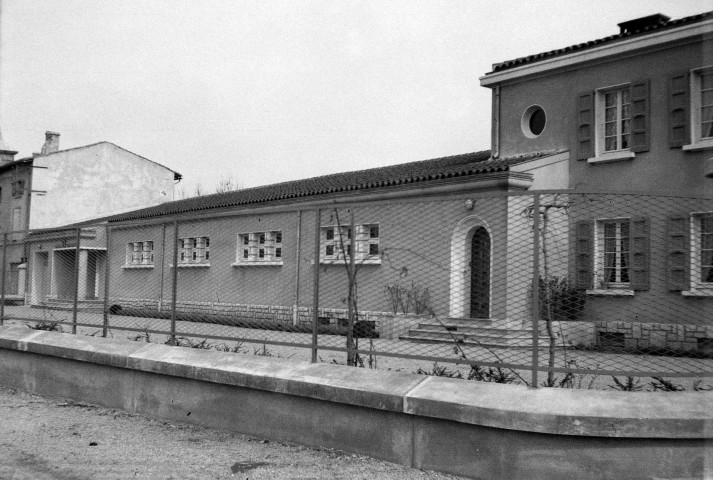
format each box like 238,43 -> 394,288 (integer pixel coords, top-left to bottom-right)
493,86 -> 501,158
292,210 -> 302,326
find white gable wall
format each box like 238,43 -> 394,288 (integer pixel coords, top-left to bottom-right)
29,143 -> 175,230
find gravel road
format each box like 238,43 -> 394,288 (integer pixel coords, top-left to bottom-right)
0,385 -> 466,480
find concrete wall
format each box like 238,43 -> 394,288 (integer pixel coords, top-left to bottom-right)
0,326 -> 711,480
494,37 -> 713,196
30,143 -> 176,230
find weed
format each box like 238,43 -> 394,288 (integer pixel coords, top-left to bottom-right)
173,337 -> 213,349
214,342 -> 244,353
609,376 -> 644,391
26,321 -> 62,332
650,377 -> 685,392
468,365 -> 516,384
253,344 -> 273,357
416,363 -> 463,378
693,381 -> 713,391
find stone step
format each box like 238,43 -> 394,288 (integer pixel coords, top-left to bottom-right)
398,334 -> 535,348
406,328 -> 534,342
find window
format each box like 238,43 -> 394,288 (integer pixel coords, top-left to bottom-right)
679,67 -> 713,150
578,80 -> 649,163
576,217 -> 648,294
235,231 -> 282,265
603,89 -> 631,152
599,220 -> 630,287
320,224 -> 380,264
11,207 -> 21,232
179,236 -> 210,266
521,105 -> 546,138
690,214 -> 713,292
11,180 -> 24,198
125,241 -> 154,267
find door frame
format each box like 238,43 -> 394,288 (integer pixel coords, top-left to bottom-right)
449,215 -> 492,318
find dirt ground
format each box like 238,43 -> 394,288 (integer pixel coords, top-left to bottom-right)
0,385 -> 466,480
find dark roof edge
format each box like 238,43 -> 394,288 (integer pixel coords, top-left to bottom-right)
488,10 -> 713,74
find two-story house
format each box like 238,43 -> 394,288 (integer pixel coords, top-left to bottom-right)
480,12 -> 713,349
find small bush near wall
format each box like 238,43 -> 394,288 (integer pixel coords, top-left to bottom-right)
538,276 -> 586,322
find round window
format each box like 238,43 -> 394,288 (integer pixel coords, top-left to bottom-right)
521,105 -> 546,138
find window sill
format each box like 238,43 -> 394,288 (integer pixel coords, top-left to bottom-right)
682,140 -> 713,151
585,289 -> 635,296
231,261 -> 283,267
682,289 -> 713,297
122,264 -> 154,270
172,263 -> 210,268
587,151 -> 635,164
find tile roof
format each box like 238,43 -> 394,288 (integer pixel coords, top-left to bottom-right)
490,11 -> 713,73
106,149 -> 557,222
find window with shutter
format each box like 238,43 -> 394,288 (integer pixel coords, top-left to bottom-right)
666,216 -> 690,291
629,217 -> 650,290
683,67 -> 713,151
683,213 -> 713,296
630,80 -> 650,153
577,93 -> 594,160
575,221 -> 594,289
582,80 -> 650,164
669,73 -> 690,148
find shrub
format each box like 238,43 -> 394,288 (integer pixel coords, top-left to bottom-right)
538,276 -> 586,322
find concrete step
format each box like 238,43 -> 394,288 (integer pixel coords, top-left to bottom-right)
398,334 -> 535,348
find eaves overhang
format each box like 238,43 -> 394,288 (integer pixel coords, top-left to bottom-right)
480,17 -> 713,88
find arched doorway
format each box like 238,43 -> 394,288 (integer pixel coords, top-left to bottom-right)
470,227 -> 490,318
449,216 -> 492,319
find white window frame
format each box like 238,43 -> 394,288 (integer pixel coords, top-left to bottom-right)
178,236 -> 210,267
320,224 -> 380,265
233,230 -> 283,266
684,212 -> 713,296
588,218 -> 635,295
124,241 -> 154,269
683,66 -> 713,151
588,83 -> 636,164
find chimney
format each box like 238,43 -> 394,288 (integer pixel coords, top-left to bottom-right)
40,131 -> 60,155
0,131 -> 17,165
618,14 -> 670,34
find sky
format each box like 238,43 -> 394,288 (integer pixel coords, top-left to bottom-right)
0,1 -> 711,195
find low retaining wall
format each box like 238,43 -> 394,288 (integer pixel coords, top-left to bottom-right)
0,326 -> 711,479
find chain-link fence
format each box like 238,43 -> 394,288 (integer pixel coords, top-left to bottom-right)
3,190 -> 713,390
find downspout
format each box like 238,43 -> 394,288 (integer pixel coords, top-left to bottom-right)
493,85 -> 501,158
292,210 -> 302,326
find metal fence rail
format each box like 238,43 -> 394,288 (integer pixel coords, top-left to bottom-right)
3,190 -> 713,390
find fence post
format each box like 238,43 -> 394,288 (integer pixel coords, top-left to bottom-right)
102,226 -> 111,337
346,210 -> 356,367
169,220 -> 179,346
311,209 -> 321,363
72,228 -> 81,335
0,233 -> 7,326
530,193 -> 541,388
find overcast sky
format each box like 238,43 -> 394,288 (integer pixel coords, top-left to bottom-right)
1,1 -> 710,194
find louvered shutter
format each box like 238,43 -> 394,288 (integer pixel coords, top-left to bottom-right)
629,217 -> 650,290
666,216 -> 690,291
630,80 -> 650,153
575,220 -> 594,289
577,92 -> 594,160
669,73 -> 690,148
